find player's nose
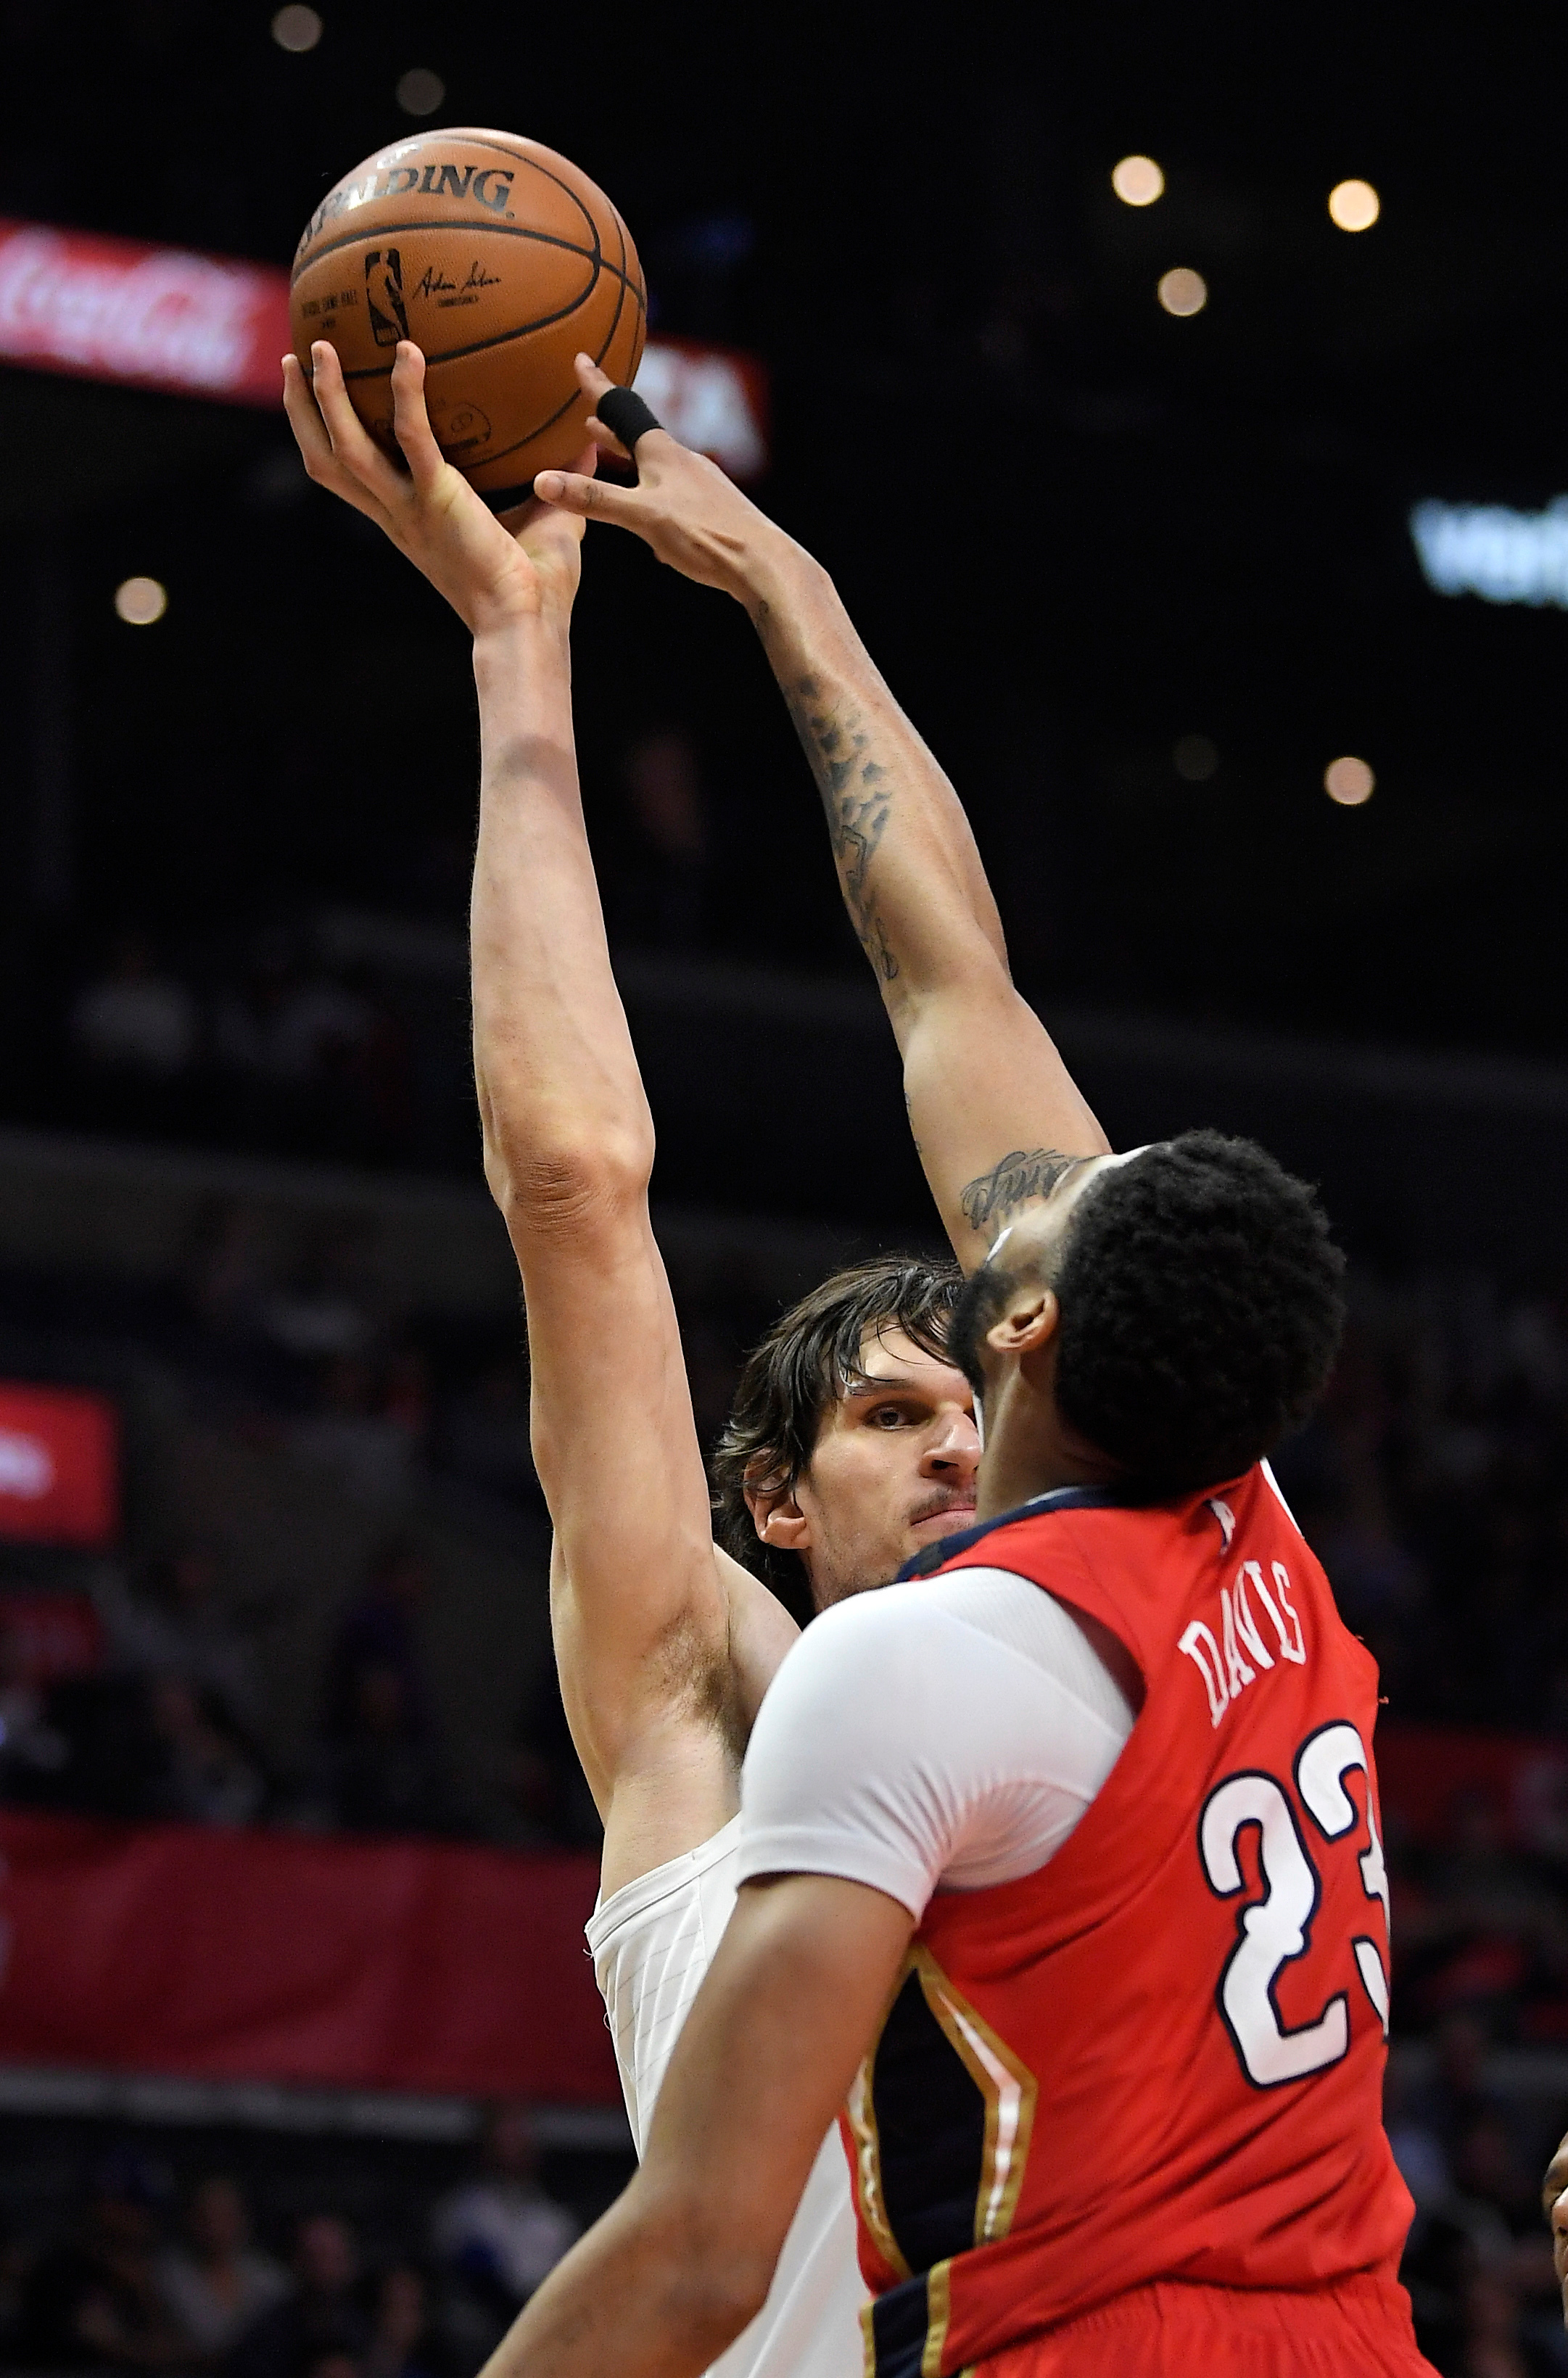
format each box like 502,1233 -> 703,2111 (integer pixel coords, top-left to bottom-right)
922,1410 -> 981,1482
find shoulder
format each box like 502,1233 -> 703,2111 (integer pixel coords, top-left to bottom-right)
782,1577 -> 973,1670
746,1581 -> 992,1753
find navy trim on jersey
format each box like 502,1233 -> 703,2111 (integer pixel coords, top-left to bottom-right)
865,2273 -> 937,2378
897,1483 -> 1155,1581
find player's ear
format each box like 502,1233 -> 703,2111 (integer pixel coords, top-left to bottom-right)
989,1284 -> 1060,1363
747,1475 -> 811,1553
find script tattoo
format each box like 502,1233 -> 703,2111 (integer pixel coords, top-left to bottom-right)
960,1148 -> 1081,1235
780,672 -> 898,981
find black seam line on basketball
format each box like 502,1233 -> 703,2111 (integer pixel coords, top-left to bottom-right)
292,218 -> 644,305
447,274 -> 640,474
336,271 -> 627,384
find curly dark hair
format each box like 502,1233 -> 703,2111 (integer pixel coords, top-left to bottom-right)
952,1131 -> 1345,1493
711,1253 -> 962,1617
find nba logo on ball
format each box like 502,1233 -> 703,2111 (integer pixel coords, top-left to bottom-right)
292,129 -> 645,495
364,250 -> 408,347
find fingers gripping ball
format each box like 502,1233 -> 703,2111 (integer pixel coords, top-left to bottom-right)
291,130 -> 645,497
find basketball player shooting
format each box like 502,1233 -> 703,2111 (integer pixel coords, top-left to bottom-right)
402,387 -> 1440,2376
281,333 -> 1118,2378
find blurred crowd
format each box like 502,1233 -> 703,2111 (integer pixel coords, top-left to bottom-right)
41,728 -> 718,1178
0,2103 -> 585,2378
1277,1268 -> 1568,1734
0,1534 -> 591,1849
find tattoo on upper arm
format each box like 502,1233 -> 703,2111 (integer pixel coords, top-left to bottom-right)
960,1149 -> 1081,1234
780,673 -> 898,982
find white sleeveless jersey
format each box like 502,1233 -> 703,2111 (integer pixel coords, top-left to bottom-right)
585,1815 -> 865,2378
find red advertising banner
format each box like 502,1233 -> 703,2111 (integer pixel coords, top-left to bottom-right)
0,1383 -> 120,1549
0,1813 -> 619,2103
0,220 -> 292,404
0,216 -> 770,470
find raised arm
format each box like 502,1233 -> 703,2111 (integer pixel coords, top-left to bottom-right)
536,373 -> 1110,1270
283,342 -> 796,1890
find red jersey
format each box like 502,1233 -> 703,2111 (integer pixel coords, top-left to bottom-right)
841,1467 -> 1419,2377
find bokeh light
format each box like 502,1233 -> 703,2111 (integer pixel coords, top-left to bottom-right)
1173,734 -> 1219,782
114,577 -> 168,627
1158,268 -> 1208,317
1112,155 -> 1165,207
1328,179 -> 1380,232
396,66 -> 445,115
271,6 -> 322,51
1325,755 -> 1375,805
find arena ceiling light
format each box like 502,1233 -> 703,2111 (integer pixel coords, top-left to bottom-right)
1411,496 -> 1568,607
1113,155 -> 1164,207
1328,179 -> 1380,231
271,6 -> 322,51
1158,267 -> 1207,316
115,576 -> 167,625
397,67 -> 445,116
1324,757 -> 1374,806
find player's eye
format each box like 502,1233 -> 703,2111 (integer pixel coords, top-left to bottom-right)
867,1404 -> 909,1429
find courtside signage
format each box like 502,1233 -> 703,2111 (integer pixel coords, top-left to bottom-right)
0,1382 -> 120,1549
1411,495 -> 1568,608
0,218 -> 292,402
0,215 -> 770,471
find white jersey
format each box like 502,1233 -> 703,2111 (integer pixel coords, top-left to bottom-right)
585,1816 -> 865,2378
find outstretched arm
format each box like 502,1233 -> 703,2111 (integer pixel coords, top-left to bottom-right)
536,374 -> 1110,1270
283,342 -> 796,1891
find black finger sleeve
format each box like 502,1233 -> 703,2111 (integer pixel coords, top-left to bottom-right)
596,386 -> 663,451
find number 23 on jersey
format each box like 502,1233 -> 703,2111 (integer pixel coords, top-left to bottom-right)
1200,1719 -> 1390,2089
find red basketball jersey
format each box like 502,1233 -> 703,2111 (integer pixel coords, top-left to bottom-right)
841,1467 -> 1419,2377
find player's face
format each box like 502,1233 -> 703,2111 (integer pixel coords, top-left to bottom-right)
775,1329 -> 980,1610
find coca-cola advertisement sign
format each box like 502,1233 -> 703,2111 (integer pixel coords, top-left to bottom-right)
0,219 -> 292,405
0,215 -> 771,472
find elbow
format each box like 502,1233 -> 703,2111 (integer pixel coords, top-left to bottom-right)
484,1127 -> 655,1243
657,2243 -> 775,2359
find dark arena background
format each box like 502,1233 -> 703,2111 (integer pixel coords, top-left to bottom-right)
0,3 -> 1560,2371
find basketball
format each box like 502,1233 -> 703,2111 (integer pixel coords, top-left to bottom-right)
289,128 -> 645,496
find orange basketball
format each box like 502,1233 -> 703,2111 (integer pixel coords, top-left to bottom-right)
290,128 -> 645,497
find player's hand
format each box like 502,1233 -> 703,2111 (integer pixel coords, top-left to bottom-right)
532,355 -> 798,606
1541,2130 -> 1568,2318
281,340 -> 594,639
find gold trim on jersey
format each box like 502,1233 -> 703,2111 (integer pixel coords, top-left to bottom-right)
846,1987 -> 913,2284
852,1946 -> 1038,2378
910,1944 -> 1039,2247
921,2256 -> 953,2378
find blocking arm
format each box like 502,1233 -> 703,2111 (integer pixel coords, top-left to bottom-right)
535,382 -> 1110,1271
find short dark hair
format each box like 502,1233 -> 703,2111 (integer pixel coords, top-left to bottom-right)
711,1253 -> 962,1616
952,1131 -> 1345,1493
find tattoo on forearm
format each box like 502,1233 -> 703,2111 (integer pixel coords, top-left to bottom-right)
960,1149 -> 1081,1235
779,672 -> 898,981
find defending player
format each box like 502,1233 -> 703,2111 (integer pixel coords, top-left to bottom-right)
475,1136 -> 1437,2378
281,337 -> 1109,2378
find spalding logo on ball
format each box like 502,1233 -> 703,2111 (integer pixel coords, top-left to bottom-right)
290,129 -> 645,496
